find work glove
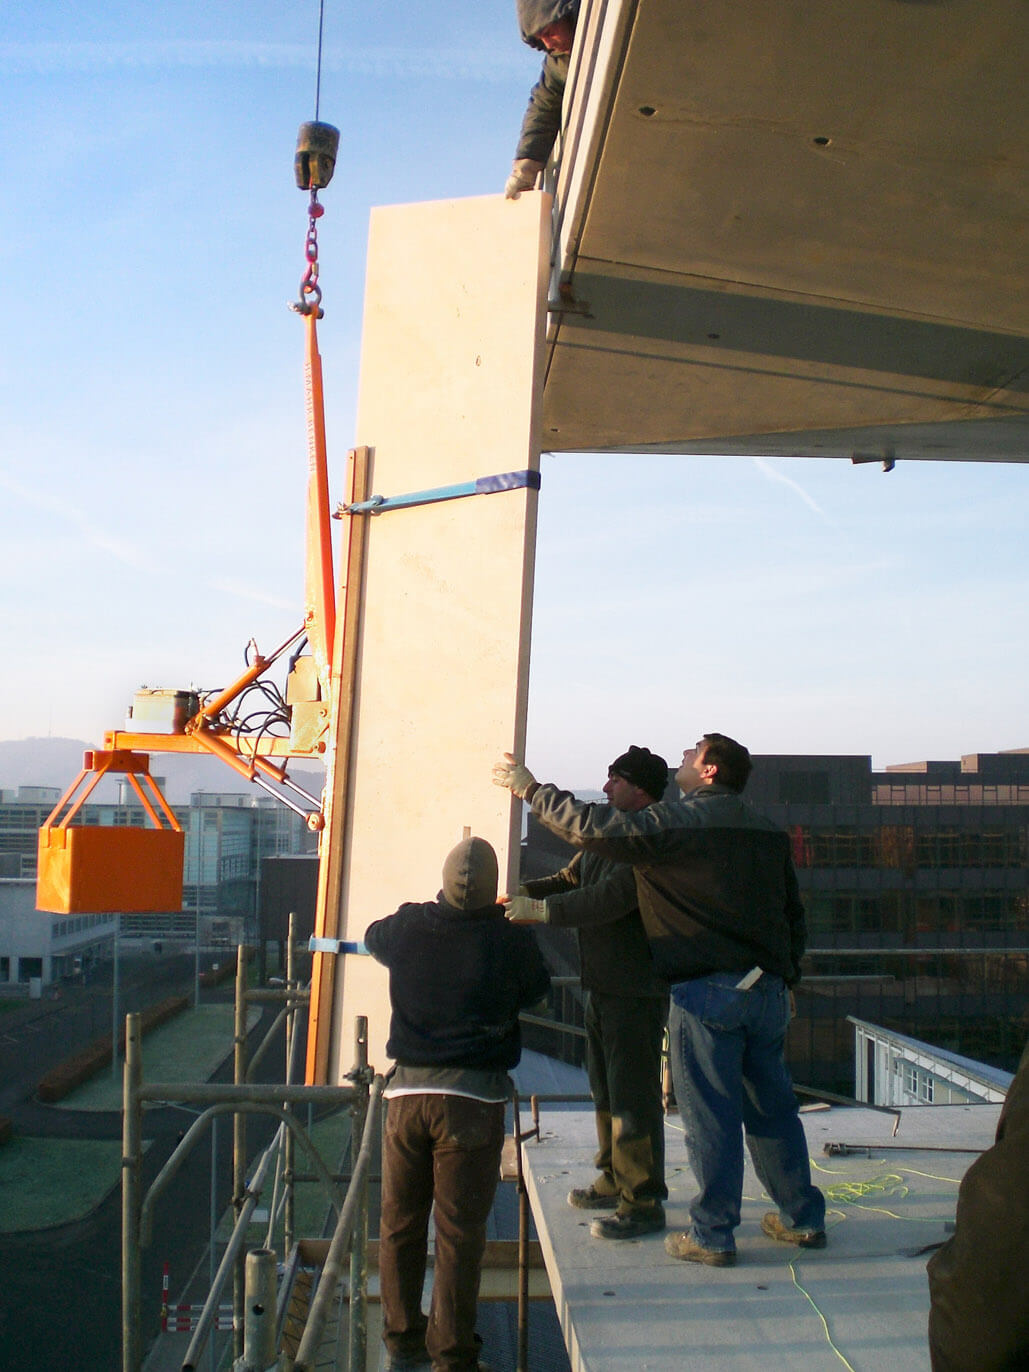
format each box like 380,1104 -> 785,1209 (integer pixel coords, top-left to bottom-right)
504,158 -> 543,199
492,753 -> 538,798
504,896 -> 549,924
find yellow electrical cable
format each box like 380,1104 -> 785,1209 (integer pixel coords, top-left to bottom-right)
665,1124 -> 966,1367
788,1260 -> 858,1372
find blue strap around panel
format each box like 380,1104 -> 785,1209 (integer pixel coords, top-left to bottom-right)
343,468 -> 540,515
308,937 -> 369,955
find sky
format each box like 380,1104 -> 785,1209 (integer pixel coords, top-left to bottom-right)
1,1 -> 1026,790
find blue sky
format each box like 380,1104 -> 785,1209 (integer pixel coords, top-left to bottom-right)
1,1 -> 1026,786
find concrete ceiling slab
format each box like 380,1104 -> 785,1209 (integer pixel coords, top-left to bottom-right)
542,0 -> 1028,459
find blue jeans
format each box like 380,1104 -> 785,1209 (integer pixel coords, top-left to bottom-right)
668,972 -> 825,1252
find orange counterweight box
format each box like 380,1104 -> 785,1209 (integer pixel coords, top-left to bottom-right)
36,750 -> 185,915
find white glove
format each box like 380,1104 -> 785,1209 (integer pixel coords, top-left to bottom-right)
491,753 -> 537,798
504,895 -> 549,924
504,159 -> 543,199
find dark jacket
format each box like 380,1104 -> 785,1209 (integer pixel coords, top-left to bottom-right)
365,898 -> 550,1070
524,850 -> 665,998
528,783 -> 807,986
927,1039 -> 1029,1371
514,0 -> 579,163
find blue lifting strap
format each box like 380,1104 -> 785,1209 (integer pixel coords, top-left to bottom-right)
342,467 -> 540,516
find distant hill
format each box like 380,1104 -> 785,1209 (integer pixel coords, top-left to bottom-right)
0,736 -> 324,805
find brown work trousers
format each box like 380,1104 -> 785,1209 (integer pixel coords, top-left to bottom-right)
379,1092 -> 505,1371
586,990 -> 668,1210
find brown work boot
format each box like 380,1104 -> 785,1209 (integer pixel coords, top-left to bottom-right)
664,1230 -> 736,1266
590,1206 -> 665,1240
761,1212 -> 827,1248
567,1181 -> 619,1210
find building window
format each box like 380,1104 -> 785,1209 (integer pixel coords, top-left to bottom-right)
898,1061 -> 935,1103
779,772 -> 831,804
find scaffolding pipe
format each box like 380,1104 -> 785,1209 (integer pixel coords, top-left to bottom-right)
246,1005 -> 291,1080
141,1100 -> 346,1247
182,1129 -> 280,1371
139,1083 -> 353,1106
285,914 -> 297,1255
242,1247 -> 279,1371
347,1016 -> 371,1372
122,1013 -> 144,1372
233,947 -> 249,1364
287,1072 -> 384,1372
263,935 -> 306,1253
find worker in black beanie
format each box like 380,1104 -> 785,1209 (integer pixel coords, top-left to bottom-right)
506,747 -> 670,1240
607,745 -> 671,805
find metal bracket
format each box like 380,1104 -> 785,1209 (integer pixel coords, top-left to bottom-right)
339,468 -> 540,517
308,936 -> 368,955
546,295 -> 593,318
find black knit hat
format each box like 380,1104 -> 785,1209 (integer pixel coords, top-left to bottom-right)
608,746 -> 669,801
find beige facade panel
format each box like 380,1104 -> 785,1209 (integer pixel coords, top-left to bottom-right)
322,194 -> 552,1080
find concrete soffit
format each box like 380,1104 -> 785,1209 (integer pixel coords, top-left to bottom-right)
542,0 -> 1029,462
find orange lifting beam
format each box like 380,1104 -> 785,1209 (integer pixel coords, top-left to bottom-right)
303,306 -> 336,699
37,750 -> 185,915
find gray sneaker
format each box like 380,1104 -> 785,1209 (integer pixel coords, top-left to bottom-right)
761,1212 -> 827,1249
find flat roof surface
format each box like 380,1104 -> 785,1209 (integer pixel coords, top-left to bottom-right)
514,1092 -> 1000,1371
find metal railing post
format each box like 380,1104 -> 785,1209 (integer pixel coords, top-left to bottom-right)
242,1247 -> 278,1370
285,912 -> 297,1255
289,1074 -> 384,1372
233,945 -> 249,1364
347,1016 -> 371,1372
121,1012 -> 143,1372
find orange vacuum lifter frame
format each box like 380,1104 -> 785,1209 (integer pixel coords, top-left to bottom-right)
44,302 -> 340,924
38,220 -> 362,1085
102,302 -> 339,832
37,749 -> 185,914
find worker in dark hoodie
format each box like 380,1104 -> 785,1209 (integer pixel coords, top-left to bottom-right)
365,836 -> 550,1372
505,0 -> 580,198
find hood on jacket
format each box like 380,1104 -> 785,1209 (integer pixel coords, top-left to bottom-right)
441,836 -> 499,911
517,0 -> 580,49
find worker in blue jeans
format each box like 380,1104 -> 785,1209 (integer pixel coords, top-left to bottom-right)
493,731 -> 825,1265
667,969 -> 823,1262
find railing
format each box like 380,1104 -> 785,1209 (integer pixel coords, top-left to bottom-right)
121,928 -> 379,1372
121,955 -> 595,1372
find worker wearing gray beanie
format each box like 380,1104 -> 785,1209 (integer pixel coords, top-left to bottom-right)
365,836 -> 549,1371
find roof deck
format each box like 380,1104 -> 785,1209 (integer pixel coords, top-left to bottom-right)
514,1072 -> 999,1371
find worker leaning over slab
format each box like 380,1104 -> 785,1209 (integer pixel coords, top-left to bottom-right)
504,0 -> 580,198
493,732 -> 826,1267
506,746 -> 670,1240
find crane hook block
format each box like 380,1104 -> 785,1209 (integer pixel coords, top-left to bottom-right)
295,121 -> 340,190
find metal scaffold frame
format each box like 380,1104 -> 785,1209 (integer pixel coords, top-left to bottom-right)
120,924 -> 383,1372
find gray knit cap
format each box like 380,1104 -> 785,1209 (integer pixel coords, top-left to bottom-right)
442,837 -> 499,911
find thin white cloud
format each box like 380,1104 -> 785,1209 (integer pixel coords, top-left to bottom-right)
0,41 -> 524,81
211,578 -> 299,613
750,456 -> 829,518
0,469 -> 150,569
